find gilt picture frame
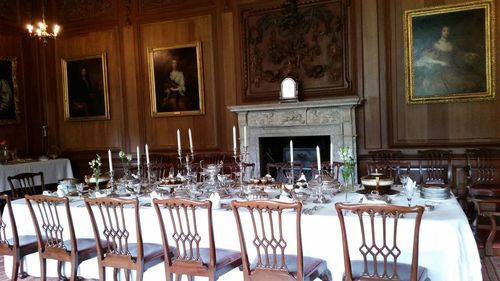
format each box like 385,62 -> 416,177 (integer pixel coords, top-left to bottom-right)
0,57 -> 20,125
148,42 -> 205,117
404,0 -> 495,104
62,54 -> 110,121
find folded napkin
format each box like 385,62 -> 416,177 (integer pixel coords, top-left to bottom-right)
277,195 -> 294,203
209,192 -> 221,209
362,195 -> 387,205
406,177 -> 416,191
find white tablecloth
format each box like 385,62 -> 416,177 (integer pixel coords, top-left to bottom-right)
0,158 -> 74,192
3,190 -> 481,281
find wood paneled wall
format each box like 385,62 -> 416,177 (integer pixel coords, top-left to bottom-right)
1,0 -> 499,179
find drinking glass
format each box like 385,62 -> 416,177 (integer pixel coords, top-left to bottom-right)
405,186 -> 416,206
76,183 -> 85,197
399,173 -> 410,188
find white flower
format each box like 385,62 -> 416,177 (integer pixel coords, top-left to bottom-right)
126,154 -> 132,162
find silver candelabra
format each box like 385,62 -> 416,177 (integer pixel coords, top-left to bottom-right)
233,146 -> 248,198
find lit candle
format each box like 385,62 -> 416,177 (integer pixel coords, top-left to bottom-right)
316,146 -> 321,173
330,142 -> 333,168
177,129 -> 182,156
188,128 -> 193,154
233,126 -> 237,153
108,149 -> 113,172
136,146 -> 140,167
145,144 -> 150,164
243,126 -> 247,147
290,140 -> 294,163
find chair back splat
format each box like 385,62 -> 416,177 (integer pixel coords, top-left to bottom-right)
84,197 -> 164,281
8,172 -> 45,199
335,203 -> 429,281
153,198 -> 242,281
232,200 -> 331,281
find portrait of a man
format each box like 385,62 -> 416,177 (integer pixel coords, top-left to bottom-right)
148,42 -> 205,117
405,1 -> 495,103
62,54 -> 110,120
0,57 -> 19,124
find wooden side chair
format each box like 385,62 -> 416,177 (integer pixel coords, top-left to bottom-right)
231,200 -> 332,281
368,150 -> 403,161
25,194 -> 98,281
311,161 -> 343,181
466,148 -> 500,198
365,160 -> 412,184
84,197 -> 164,281
153,198 -> 242,281
470,198 -> 500,257
417,149 -> 452,185
0,194 -> 38,280
8,172 -> 45,199
335,203 -> 429,281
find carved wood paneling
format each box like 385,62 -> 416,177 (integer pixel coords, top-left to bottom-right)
0,0 -> 18,23
239,0 -> 356,101
56,0 -> 113,21
139,0 -> 214,15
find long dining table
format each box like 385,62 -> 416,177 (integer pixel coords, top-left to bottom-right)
3,186 -> 481,281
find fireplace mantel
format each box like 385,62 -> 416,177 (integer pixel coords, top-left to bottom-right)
228,97 -> 362,177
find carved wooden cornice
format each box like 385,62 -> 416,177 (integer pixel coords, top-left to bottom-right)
0,0 -> 18,23
56,0 -> 113,21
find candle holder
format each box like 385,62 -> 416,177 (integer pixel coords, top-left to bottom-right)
233,146 -> 248,198
312,170 -> 331,204
178,152 -> 195,183
107,170 -> 116,196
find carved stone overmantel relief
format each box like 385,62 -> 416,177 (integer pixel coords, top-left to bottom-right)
239,0 -> 356,101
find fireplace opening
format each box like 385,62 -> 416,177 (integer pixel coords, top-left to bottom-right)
259,135 -> 331,179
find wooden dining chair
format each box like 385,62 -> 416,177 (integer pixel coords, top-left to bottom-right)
368,150 -> 403,162
8,171 -> 45,199
0,194 -> 38,280
25,194 -> 99,281
417,149 -> 452,185
335,203 -> 429,281
311,161 -> 343,181
365,160 -> 412,184
470,198 -> 500,257
231,200 -> 332,281
466,148 -> 500,198
84,197 -> 164,281
153,198 -> 242,281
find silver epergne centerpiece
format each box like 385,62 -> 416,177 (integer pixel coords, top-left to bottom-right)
178,152 -> 195,183
233,145 -> 248,198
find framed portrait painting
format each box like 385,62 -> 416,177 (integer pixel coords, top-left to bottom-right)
62,54 -> 110,121
148,42 -> 205,117
0,57 -> 20,125
404,0 -> 495,104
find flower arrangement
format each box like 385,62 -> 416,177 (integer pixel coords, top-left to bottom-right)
89,154 -> 102,187
119,150 -> 132,177
338,144 -> 355,185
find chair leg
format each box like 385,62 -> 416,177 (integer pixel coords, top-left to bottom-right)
11,255 -> 20,281
136,269 -> 143,281
40,257 -> 47,281
70,258 -> 78,281
99,266 -> 106,281
19,257 -> 29,279
175,274 -> 182,281
125,269 -> 131,281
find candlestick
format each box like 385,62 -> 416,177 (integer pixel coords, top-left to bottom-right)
177,129 -> 182,156
108,149 -> 113,172
243,126 -> 247,147
316,146 -> 321,174
290,140 -> 294,163
232,126 -> 237,153
145,144 -> 150,164
188,128 -> 193,153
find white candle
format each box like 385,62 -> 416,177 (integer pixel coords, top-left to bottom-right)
316,146 -> 321,173
290,140 -> 294,163
108,149 -> 113,172
177,129 -> 182,156
188,128 -> 193,154
243,126 -> 247,147
136,146 -> 140,167
232,126 -> 237,153
145,144 -> 150,164
330,142 -> 333,168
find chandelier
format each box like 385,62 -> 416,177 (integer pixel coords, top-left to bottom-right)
26,0 -> 60,43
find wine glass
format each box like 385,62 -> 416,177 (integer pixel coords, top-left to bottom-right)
405,186 -> 416,206
399,173 -> 410,188
76,183 -> 85,197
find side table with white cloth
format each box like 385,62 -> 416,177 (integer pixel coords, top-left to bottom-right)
2,189 -> 481,281
0,158 -> 74,192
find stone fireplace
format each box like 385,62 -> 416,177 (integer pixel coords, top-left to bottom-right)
228,97 -> 362,178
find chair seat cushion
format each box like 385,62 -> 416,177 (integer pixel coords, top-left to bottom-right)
128,242 -> 165,265
7,235 -> 38,248
198,248 -> 241,268
63,238 -> 98,258
250,254 -> 328,278
350,260 -> 428,281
